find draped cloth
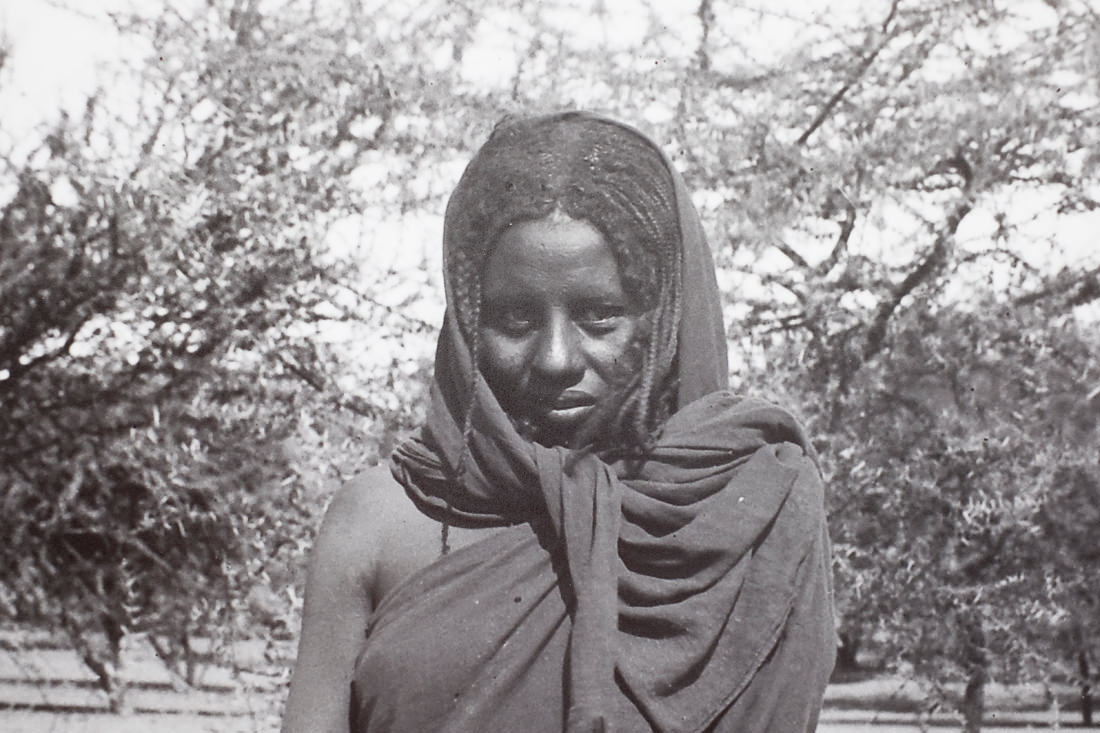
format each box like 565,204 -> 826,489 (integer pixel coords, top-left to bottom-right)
351,113 -> 836,732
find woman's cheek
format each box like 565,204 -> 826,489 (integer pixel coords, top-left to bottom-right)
479,332 -> 532,390
594,325 -> 641,377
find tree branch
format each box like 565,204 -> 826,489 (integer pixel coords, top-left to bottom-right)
818,196 -> 857,276
696,0 -> 713,72
275,352 -> 380,420
796,0 -> 899,146
862,194 -> 972,363
770,236 -> 810,270
316,269 -> 437,330
1015,265 -> 1100,307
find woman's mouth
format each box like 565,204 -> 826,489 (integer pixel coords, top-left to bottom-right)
551,390 -> 596,411
537,390 -> 597,429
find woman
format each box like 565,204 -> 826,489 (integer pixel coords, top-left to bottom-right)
283,111 -> 836,732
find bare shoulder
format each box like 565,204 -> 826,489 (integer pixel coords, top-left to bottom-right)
333,463 -> 433,531
285,464 -> 507,731
283,465 -> 405,733
315,463 -> 499,606
324,464 -> 459,604
310,466 -> 394,585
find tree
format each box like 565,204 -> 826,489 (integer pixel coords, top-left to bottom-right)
0,0 -> 410,710
3,0 -> 1098,726
688,0 -> 1100,727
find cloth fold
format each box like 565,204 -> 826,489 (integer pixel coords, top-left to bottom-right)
384,392 -> 833,732
354,112 -> 835,732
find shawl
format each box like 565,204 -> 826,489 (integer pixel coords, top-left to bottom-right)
352,112 -> 836,732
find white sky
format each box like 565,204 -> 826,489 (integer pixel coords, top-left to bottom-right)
0,0 -> 140,153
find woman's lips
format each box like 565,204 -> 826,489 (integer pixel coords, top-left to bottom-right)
535,391 -> 597,426
551,390 -> 596,410
521,391 -> 598,445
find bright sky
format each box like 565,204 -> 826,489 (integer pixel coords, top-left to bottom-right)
0,1 -> 137,154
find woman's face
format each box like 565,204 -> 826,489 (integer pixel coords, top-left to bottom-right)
478,215 -> 647,446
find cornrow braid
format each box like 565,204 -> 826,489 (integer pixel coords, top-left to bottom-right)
454,281 -> 482,482
444,113 -> 683,456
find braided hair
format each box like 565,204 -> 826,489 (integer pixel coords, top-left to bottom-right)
445,113 -> 683,455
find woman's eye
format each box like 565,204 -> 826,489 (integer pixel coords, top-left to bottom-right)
577,304 -> 625,329
487,306 -> 537,335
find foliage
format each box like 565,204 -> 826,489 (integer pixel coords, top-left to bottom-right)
2,0 -> 1099,726
813,304 -> 1100,716
0,0 -> 415,710
696,0 -> 1100,725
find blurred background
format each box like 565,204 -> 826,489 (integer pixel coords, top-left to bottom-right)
1,0 -> 1098,730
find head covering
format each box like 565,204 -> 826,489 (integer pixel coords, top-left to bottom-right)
400,111 -> 729,523
380,112 -> 835,732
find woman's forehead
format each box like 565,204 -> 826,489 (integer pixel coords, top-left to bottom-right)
481,216 -> 622,295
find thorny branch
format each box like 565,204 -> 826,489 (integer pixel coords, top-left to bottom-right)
769,236 -> 811,270
796,0 -> 900,146
696,0 -> 713,73
817,197 -> 857,276
861,193 -> 973,363
1015,264 -> 1100,308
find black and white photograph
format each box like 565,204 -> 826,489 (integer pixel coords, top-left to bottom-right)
1,1 -> 1098,731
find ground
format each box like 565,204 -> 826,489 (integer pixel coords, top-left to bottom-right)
1,631 -> 1097,731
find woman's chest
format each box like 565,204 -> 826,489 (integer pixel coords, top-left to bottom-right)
353,525 -> 572,731
371,502 -> 505,605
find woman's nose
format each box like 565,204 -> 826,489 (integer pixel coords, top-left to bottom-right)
531,315 -> 584,383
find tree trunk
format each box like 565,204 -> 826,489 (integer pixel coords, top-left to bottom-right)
1045,682 -> 1061,728
1080,647 -> 1093,727
78,648 -> 126,712
962,666 -> 985,733
835,628 -> 862,675
961,615 -> 987,733
100,614 -> 130,714
62,612 -> 130,714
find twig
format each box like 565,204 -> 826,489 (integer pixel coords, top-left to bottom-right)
796,0 -> 900,146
